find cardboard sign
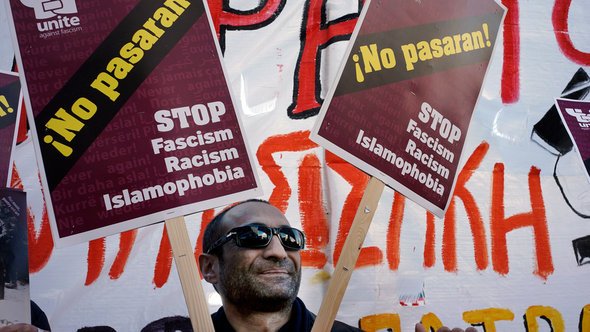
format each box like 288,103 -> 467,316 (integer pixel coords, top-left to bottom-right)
310,0 -> 505,217
7,0 -> 261,247
555,98 -> 590,185
0,188 -> 29,326
0,71 -> 21,187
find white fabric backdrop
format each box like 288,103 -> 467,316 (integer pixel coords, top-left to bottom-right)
1,0 -> 590,331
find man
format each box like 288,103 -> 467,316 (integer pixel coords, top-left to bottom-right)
198,199 -> 363,331
198,199 -> 474,332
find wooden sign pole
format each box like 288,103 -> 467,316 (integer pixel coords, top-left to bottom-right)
165,216 -> 216,332
311,176 -> 385,332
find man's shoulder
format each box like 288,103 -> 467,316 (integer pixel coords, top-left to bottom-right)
308,312 -> 365,332
330,319 -> 365,332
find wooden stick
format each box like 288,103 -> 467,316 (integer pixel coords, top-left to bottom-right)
165,216 -> 215,332
311,177 -> 385,332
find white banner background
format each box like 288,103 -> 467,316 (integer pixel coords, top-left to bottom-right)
1,0 -> 590,331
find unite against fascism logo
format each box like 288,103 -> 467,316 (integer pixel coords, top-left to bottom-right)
20,0 -> 81,36
565,106 -> 590,130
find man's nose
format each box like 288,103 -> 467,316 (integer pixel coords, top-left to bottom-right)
262,234 -> 288,259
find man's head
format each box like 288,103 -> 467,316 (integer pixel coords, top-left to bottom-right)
199,199 -> 304,313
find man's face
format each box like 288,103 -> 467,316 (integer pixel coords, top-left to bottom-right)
215,202 -> 302,312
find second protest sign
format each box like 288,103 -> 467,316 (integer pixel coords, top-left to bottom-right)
7,0 -> 261,247
311,0 -> 505,217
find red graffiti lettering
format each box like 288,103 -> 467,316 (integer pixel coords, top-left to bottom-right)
207,0 -> 286,52
153,226 -> 172,288
552,0 -> 590,66
299,153 -> 329,268
108,230 -> 137,280
12,0 -> 578,288
27,203 -> 53,273
442,207 -> 458,272
386,192 -> 405,270
29,130 -> 555,286
84,230 -> 144,285
153,208 -> 224,287
86,238 -> 105,286
288,0 -> 364,118
491,164 -> 553,279
441,142 -> 490,272
325,151 -> 382,268
501,0 -> 520,103
424,212 -> 436,268
257,130 -> 319,213
11,169 -> 53,273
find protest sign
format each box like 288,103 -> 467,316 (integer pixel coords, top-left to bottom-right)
310,0 -> 505,217
0,71 -> 21,186
0,188 -> 28,327
310,1 -> 505,329
6,0 -> 261,247
555,98 -> 590,185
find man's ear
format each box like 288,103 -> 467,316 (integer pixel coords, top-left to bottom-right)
198,253 -> 219,284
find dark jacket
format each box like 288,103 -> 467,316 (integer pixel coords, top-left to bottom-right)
211,297 -> 364,331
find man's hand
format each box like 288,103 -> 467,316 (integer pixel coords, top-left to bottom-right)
0,323 -> 41,332
415,322 -> 478,332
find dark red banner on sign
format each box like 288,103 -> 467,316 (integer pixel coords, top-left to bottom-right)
311,0 -> 505,217
555,98 -> 590,185
8,0 -> 261,246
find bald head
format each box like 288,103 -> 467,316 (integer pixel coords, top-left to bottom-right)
202,199 -> 281,254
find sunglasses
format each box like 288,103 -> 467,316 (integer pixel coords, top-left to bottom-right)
207,224 -> 306,254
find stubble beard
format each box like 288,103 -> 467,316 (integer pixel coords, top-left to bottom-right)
218,257 -> 301,313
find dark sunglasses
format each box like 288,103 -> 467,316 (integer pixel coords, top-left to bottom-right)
207,224 -> 305,254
